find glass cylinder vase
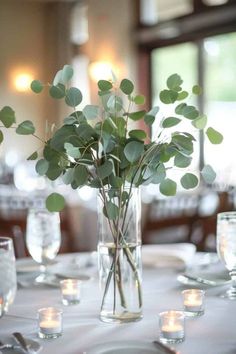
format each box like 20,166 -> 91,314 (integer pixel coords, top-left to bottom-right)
97,187 -> 142,323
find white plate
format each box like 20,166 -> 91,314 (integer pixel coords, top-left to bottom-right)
86,341 -> 161,354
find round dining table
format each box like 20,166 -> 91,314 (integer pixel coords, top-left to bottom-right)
1,252 -> 236,354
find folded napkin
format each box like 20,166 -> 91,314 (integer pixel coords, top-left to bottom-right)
142,243 -> 196,269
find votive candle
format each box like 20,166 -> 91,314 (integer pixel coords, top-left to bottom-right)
182,289 -> 205,316
38,307 -> 63,339
60,279 -> 81,306
159,310 -> 185,343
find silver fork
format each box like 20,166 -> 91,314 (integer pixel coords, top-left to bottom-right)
0,339 -> 21,350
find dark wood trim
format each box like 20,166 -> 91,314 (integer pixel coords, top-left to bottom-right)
136,3 -> 236,49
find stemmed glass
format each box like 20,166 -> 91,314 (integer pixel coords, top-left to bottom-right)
26,208 -> 61,283
0,237 -> 17,317
217,211 -> 236,299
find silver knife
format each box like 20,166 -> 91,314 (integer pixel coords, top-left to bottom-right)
12,332 -> 30,353
181,274 -> 218,286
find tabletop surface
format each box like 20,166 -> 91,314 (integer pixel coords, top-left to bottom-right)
1,252 -> 236,354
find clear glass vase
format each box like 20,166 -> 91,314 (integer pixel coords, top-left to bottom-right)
97,187 -> 142,323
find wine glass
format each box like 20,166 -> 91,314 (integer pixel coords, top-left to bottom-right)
26,208 -> 61,283
0,237 -> 17,317
217,211 -> 236,299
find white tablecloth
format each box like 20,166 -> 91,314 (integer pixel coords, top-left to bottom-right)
1,253 -> 236,354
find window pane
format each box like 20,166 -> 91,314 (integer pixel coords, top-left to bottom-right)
204,32 -> 236,185
151,42 -> 199,191
140,0 -> 193,24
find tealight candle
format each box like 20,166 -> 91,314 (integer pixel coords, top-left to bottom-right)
60,279 -> 81,306
182,289 -> 205,316
159,310 -> 185,343
38,307 -> 63,339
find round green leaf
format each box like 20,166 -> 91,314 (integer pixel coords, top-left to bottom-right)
134,95 -> 146,105
49,84 -> 65,99
177,91 -> 188,101
0,130 -> 3,144
64,143 -> 81,158
120,79 -> 134,95
162,117 -> 181,128
124,141 -> 144,163
206,127 -> 223,144
83,105 -> 99,120
107,95 -> 123,112
192,85 -> 202,95
0,130 -> 4,144
62,168 -> 74,185
201,164 -> 216,184
97,160 -> 113,179
46,193 -> 65,212
192,114 -> 207,130
61,65 -> 74,84
16,120 -> 35,135
35,159 -> 49,175
175,103 -> 187,115
159,90 -> 178,104
65,87 -> 82,107
46,163 -> 62,181
0,106 -> 16,128
129,129 -> 147,140
166,74 -> 183,91
182,105 -> 199,120
30,80 -> 43,93
53,70 -> 62,86
98,80 -> 112,91
180,173 -> 198,189
159,178 -> 177,196
128,110 -> 146,121
74,165 -> 88,186
174,153 -> 192,168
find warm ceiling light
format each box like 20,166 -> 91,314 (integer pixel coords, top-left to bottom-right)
89,61 -> 115,82
14,73 -> 33,92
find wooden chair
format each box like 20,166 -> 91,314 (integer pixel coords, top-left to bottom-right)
0,216 -> 27,258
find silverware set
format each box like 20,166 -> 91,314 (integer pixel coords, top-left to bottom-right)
0,332 -> 41,353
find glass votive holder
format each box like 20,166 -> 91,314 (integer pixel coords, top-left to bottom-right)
159,310 -> 185,344
60,279 -> 81,306
38,307 -> 63,339
182,289 -> 205,317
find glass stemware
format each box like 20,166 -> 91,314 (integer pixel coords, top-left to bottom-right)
217,211 -> 236,299
0,237 -> 17,317
26,209 -> 61,283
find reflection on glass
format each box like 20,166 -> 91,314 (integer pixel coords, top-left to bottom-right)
26,209 -> 61,283
217,211 -> 236,299
0,237 -> 17,317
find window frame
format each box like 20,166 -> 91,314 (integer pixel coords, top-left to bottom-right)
136,0 -> 236,170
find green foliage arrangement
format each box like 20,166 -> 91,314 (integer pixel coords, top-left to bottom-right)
0,64 -> 222,215
0,64 -> 223,320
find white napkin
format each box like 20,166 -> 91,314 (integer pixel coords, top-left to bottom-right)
142,243 -> 196,269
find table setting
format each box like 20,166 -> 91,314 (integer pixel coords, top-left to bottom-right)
1,210 -> 236,354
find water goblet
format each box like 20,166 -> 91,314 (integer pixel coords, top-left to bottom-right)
26,208 -> 61,283
0,237 -> 17,317
217,211 -> 236,299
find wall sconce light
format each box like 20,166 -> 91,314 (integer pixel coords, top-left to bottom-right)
13,72 -> 34,92
89,61 -> 116,82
